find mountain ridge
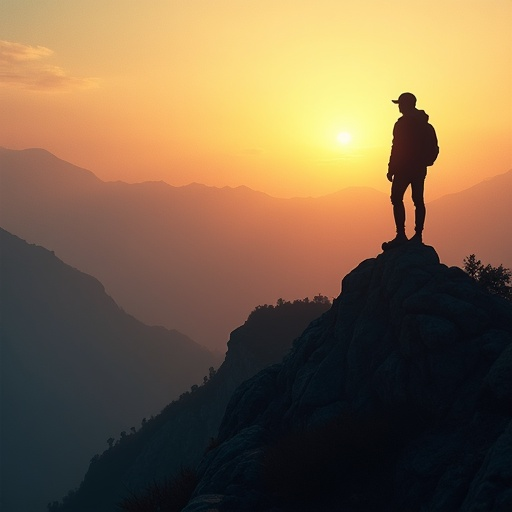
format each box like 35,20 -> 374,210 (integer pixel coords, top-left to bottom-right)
2,146 -> 509,200
1,147 -> 510,350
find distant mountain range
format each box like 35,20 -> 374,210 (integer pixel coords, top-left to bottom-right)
428,171 -> 512,267
0,228 -> 220,512
1,147 -> 510,349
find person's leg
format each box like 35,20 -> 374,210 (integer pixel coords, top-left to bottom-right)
383,176 -> 410,249
411,171 -> 426,241
390,176 -> 410,236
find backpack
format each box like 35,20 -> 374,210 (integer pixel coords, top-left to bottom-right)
424,123 -> 439,166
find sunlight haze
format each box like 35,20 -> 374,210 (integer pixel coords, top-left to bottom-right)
1,0 -> 511,198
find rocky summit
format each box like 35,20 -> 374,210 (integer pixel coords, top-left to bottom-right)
183,243 -> 512,512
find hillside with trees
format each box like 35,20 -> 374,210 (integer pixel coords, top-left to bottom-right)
47,296 -> 331,511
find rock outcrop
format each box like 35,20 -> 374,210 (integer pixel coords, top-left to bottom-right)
184,243 -> 512,512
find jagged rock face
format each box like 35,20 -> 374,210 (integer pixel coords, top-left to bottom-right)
184,244 -> 512,512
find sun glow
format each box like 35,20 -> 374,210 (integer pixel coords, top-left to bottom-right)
337,131 -> 352,145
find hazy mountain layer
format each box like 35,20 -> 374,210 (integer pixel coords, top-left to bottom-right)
1,147 -> 510,350
428,170 -> 512,266
0,229 -> 219,512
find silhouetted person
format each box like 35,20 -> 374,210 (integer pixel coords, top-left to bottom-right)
382,92 -> 439,250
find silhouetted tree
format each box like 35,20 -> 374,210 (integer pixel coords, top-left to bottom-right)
463,254 -> 512,300
313,294 -> 330,304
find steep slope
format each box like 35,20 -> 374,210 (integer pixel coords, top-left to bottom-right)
48,298 -> 331,511
0,229 -> 219,512
183,243 -> 512,512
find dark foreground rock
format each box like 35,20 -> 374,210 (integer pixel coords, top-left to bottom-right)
183,243 -> 512,512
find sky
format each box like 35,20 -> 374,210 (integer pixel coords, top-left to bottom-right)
1,0 -> 511,199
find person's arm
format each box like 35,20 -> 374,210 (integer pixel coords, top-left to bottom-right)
387,122 -> 399,181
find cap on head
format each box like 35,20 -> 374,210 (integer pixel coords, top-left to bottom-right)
392,92 -> 416,107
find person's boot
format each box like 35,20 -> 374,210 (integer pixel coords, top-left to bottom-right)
382,232 -> 408,251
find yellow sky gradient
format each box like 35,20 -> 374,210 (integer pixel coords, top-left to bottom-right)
1,0 -> 511,198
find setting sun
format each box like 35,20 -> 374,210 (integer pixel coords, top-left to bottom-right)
337,132 -> 352,145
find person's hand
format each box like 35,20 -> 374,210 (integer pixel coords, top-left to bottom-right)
386,172 -> 393,182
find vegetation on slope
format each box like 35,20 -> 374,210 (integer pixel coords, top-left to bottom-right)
47,296 -> 331,511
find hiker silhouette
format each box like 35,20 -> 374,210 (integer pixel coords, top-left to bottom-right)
382,92 -> 439,251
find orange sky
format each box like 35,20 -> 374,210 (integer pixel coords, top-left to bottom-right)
1,0 -> 511,199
